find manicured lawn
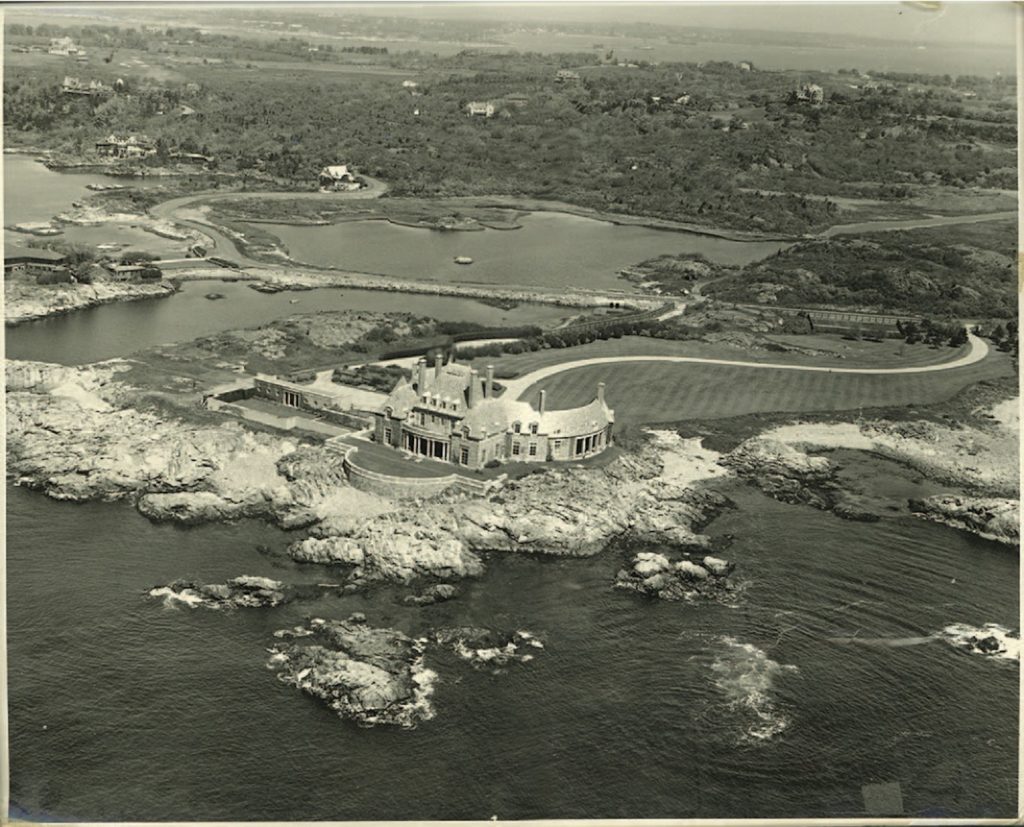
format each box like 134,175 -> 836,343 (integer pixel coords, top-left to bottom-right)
516,350 -> 1015,425
467,334 -> 969,379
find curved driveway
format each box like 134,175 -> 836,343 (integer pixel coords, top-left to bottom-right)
501,333 -> 991,400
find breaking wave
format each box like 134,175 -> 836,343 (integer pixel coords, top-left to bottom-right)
710,637 -> 798,742
941,623 -> 1020,661
828,625 -> 1019,662
148,586 -> 204,608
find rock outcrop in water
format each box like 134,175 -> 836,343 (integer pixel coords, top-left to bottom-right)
268,618 -> 436,728
265,619 -> 548,725
432,627 -> 544,668
150,576 -> 290,609
909,496 -> 1019,547
405,583 -> 459,606
942,623 -> 1020,660
614,551 -> 736,601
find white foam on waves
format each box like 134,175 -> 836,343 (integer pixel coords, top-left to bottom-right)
941,623 -> 1020,661
711,637 -> 798,742
148,586 -> 204,607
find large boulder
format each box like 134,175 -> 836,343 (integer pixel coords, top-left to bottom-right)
616,552 -> 734,601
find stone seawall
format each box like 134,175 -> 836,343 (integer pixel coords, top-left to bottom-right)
341,447 -> 498,500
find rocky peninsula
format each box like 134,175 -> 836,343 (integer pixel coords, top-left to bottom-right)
5,279 -> 180,326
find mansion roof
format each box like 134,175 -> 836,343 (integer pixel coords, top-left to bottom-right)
379,359 -> 613,440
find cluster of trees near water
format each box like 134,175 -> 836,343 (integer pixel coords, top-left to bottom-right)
4,26 -> 1016,234
706,222 -> 1017,319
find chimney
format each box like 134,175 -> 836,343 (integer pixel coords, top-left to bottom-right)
597,382 -> 606,405
417,358 -> 428,392
468,368 -> 480,408
538,389 -> 547,414
433,350 -> 442,380
485,365 -> 495,398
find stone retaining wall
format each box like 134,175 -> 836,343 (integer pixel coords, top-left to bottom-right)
341,446 -> 499,500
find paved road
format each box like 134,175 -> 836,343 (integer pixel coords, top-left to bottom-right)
501,333 -> 991,401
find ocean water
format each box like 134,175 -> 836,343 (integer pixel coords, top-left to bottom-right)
6,469 -> 1018,821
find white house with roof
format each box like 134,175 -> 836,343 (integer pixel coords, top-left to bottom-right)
371,353 -> 614,468
318,164 -> 360,191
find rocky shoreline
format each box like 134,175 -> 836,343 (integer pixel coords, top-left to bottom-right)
8,355 -> 1017,729
5,280 -> 180,327
723,417 -> 1020,545
8,358 -> 1016,558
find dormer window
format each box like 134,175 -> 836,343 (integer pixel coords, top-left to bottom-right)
529,422 -> 538,435
513,422 -> 521,434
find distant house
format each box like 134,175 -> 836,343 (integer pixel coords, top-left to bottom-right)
4,247 -> 70,281
102,261 -> 162,282
170,151 -> 214,165
318,165 -> 361,191
48,36 -> 82,56
466,101 -> 495,117
62,76 -> 110,97
176,104 -> 198,118
402,80 -> 419,89
555,69 -> 581,83
792,83 -> 824,105
95,135 -> 157,159
738,61 -> 753,72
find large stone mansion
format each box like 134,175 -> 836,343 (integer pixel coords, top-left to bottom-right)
372,354 -> 614,469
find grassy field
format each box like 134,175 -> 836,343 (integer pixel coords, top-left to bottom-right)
470,334 -> 971,379
516,350 -> 1014,425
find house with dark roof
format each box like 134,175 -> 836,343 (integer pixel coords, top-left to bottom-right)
4,246 -> 70,280
372,353 -> 614,469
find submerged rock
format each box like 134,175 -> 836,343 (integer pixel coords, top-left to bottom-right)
268,618 -> 436,728
433,627 -> 544,667
404,583 -> 459,606
615,552 -> 734,601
